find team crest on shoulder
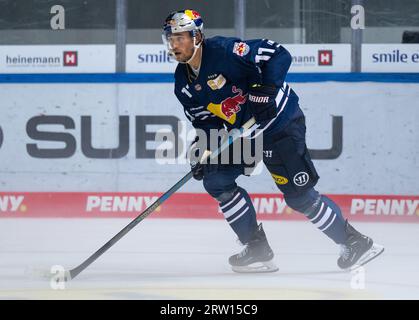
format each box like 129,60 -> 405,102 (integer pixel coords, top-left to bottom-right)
233,42 -> 250,57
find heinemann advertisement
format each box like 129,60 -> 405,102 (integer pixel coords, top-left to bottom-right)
0,45 -> 115,73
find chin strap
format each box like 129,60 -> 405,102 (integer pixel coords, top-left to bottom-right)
178,36 -> 202,64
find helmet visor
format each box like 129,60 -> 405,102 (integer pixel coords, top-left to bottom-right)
162,30 -> 192,51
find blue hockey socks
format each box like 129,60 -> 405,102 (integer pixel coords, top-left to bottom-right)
219,187 -> 258,244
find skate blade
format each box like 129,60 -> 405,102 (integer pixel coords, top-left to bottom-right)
349,243 -> 385,271
232,260 -> 279,273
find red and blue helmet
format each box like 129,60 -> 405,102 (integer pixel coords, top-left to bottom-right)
162,9 -> 204,41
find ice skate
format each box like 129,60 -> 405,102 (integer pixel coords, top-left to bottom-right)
229,224 -> 278,273
338,221 -> 384,270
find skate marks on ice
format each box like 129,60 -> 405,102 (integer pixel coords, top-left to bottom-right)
0,219 -> 418,299
0,263 -> 413,300
0,257 -> 385,300
0,269 -> 376,300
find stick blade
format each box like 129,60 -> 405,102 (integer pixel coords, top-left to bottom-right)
24,265 -> 72,283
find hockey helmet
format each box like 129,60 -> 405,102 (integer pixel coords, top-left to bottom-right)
162,10 -> 204,62
163,9 -> 203,37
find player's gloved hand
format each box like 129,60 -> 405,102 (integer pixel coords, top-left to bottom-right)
190,160 -> 204,181
247,84 -> 279,122
187,140 -> 206,181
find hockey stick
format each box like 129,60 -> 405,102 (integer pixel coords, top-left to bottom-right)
63,117 -> 256,281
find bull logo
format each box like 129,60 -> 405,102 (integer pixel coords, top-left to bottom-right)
221,86 -> 246,118
207,86 -> 247,124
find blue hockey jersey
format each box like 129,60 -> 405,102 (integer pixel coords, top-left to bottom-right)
174,36 -> 304,138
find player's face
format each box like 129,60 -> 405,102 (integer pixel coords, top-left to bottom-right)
167,32 -> 195,62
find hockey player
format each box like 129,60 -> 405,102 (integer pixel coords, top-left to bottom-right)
162,9 -> 384,273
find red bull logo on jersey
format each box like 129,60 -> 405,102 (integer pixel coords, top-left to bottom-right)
233,42 -> 250,57
221,86 -> 246,117
207,86 -> 247,124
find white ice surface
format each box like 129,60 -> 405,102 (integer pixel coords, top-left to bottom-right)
0,218 -> 418,300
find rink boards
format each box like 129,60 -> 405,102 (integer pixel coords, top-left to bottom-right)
0,80 -> 417,222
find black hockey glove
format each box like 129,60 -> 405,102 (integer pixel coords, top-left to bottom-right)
190,160 -> 204,181
247,84 -> 279,122
187,140 -> 206,181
